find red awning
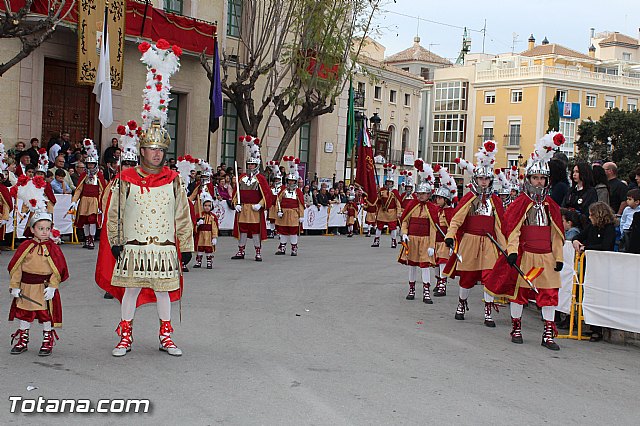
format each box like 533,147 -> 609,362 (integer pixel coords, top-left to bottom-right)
1,0 -> 216,55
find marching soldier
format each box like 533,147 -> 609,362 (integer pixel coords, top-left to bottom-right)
372,163 -> 401,248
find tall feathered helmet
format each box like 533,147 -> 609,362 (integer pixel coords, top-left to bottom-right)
241,135 -> 261,171
283,156 -> 300,188
433,164 -> 458,203
268,160 -> 281,182
455,140 -> 497,195
347,185 -> 356,201
524,132 -> 565,202
506,165 -> 520,194
117,120 -> 141,164
400,170 -> 414,191
83,138 -> 99,164
383,163 -> 397,186
176,154 -> 197,185
36,148 -> 49,173
16,176 -> 53,228
414,158 -> 435,194
200,186 -> 214,207
495,169 -> 511,196
198,159 -> 213,183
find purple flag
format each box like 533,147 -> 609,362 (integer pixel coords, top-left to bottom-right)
209,40 -> 223,133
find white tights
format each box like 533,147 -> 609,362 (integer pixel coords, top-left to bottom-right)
121,288 -> 171,321
408,266 -> 430,284
19,320 -> 51,331
83,224 -> 97,237
457,286 -> 493,302
510,303 -> 555,321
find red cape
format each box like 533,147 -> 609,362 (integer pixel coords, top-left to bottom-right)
486,194 -> 564,298
0,184 -> 13,211
232,173 -> 272,240
9,239 -> 69,282
95,166 -> 184,307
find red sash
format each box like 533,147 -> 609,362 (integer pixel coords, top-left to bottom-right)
520,225 -> 552,254
408,217 -> 430,236
280,198 -> 298,208
240,189 -> 262,204
197,224 -> 213,232
462,215 -> 494,236
21,272 -> 51,284
82,184 -> 100,197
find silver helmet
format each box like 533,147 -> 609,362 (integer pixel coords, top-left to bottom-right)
433,185 -> 451,200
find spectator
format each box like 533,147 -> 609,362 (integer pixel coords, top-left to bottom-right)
628,211 -> 640,254
561,208 -> 581,241
51,154 -> 76,191
619,189 -> 640,252
24,163 -> 36,178
572,201 -> 616,342
103,138 -> 119,165
15,151 -> 31,176
315,184 -> 329,208
563,162 -> 597,225
45,170 -> 54,184
4,158 -> 17,185
216,175 -> 232,201
328,187 -> 339,205
51,169 -> 72,194
592,165 -> 610,205
67,140 -> 83,166
104,159 -> 118,181
167,157 -> 176,168
627,170 -> 638,190
72,162 -> 86,187
187,172 -> 202,196
603,162 -> 628,214
302,185 -> 313,208
26,137 -> 41,164
48,136 -> 62,163
549,159 -> 570,206
7,140 -> 26,159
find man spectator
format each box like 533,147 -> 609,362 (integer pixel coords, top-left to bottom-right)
15,151 -> 31,176
51,154 -> 76,191
51,169 -> 72,194
103,138 -> 119,165
72,162 -> 86,188
603,162 -> 628,214
104,159 -> 118,181
26,138 -> 41,164
315,183 -> 330,209
48,135 -> 62,163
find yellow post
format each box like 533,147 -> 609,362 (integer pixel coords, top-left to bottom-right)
558,251 -> 588,340
323,205 -> 333,236
11,199 -> 17,250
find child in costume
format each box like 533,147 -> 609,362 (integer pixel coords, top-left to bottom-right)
275,157 -> 305,256
9,178 -> 68,356
341,186 -> 359,237
431,164 -> 458,297
194,193 -> 219,269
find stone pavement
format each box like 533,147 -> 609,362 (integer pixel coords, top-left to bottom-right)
0,235 -> 638,425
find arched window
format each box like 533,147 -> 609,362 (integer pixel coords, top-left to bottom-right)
388,125 -> 395,147
401,128 -> 409,154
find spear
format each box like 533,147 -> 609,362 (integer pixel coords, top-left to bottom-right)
485,232 -> 539,293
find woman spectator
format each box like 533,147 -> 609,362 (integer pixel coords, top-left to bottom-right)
572,202 -> 616,342
549,159 -> 570,206
592,165 -> 610,205
563,162 -> 598,225
4,158 -> 18,186
302,185 -> 313,208
7,140 -> 26,159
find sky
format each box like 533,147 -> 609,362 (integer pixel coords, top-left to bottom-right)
372,0 -> 640,61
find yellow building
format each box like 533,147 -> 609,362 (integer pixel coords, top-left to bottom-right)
431,32 -> 640,175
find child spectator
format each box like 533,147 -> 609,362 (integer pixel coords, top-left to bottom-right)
572,201 -> 616,342
51,169 -> 71,194
619,189 -> 640,252
561,208 -> 582,241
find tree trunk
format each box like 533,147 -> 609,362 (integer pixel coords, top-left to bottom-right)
272,123 -> 303,161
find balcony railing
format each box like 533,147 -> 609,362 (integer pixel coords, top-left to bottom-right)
477,135 -> 495,144
476,65 -> 640,90
504,133 -> 521,147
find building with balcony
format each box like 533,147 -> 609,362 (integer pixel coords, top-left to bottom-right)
430,32 -> 640,177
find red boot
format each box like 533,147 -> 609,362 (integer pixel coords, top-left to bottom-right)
159,320 -> 182,356
255,246 -> 262,262
38,330 -> 59,356
231,245 -> 245,259
406,282 -> 416,300
112,320 -> 133,357
10,329 -> 29,355
541,320 -> 560,351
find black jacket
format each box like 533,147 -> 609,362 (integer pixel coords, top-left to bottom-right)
608,178 -> 628,213
574,223 -> 616,252
628,212 -> 640,254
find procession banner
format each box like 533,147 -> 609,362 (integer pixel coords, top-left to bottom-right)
7,195 -> 73,238
77,0 -> 126,89
556,241 -> 576,314
583,250 -> 640,333
211,200 -> 235,230
328,203 -> 347,227
303,206 -> 328,230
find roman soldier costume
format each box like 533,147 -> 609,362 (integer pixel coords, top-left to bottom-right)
486,132 -> 567,351
398,170 -> 416,216
431,164 -> 458,297
71,139 -> 106,249
275,157 -> 304,256
496,165 -> 520,209
341,186 -> 358,237
363,193 -> 377,237
398,159 -> 439,304
9,178 -> 68,356
193,191 -> 219,269
96,39 -> 193,357
267,161 -> 282,239
443,141 -> 506,326
188,159 -> 214,219
231,135 -> 272,261
0,144 -> 13,240
372,163 -> 401,248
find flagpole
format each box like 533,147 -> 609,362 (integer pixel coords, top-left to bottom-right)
206,33 -> 216,163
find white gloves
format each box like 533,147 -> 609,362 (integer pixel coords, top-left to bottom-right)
235,205 -> 242,213
252,204 -> 262,212
97,209 -> 102,215
277,211 -> 284,218
427,247 -> 435,257
10,288 -> 21,298
44,287 -> 56,301
69,201 -> 78,210
211,238 -> 217,246
298,217 -> 304,223
196,218 -> 205,226
401,234 -> 410,243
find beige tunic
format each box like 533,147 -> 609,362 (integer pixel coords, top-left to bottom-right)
107,173 -> 194,291
275,189 -> 304,227
398,203 -> 436,266
10,246 -> 60,311
232,174 -> 267,224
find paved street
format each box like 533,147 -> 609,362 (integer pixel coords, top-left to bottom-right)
0,235 -> 638,425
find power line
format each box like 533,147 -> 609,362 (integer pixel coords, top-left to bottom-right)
380,9 -> 484,33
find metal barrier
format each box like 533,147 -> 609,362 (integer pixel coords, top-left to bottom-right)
558,251 -> 588,341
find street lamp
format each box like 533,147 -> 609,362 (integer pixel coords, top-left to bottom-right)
369,112 -> 381,135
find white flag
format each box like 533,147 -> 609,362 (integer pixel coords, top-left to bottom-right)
93,18 -> 113,128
